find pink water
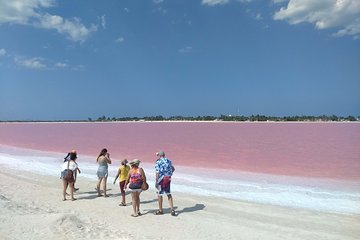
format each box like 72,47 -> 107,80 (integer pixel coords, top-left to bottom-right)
0,122 -> 359,180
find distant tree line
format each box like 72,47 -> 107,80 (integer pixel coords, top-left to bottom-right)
2,115 -> 358,123
90,114 -> 359,122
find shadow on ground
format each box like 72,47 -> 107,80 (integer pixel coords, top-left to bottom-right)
175,203 -> 206,215
143,203 -> 206,216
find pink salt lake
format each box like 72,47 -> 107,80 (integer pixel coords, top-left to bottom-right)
0,122 -> 359,181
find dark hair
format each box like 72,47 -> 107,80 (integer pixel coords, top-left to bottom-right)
70,152 -> 77,160
97,148 -> 108,161
64,153 -> 71,162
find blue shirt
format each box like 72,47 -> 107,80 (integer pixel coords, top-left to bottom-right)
155,157 -> 173,183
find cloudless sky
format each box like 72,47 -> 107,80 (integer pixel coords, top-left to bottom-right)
0,0 -> 359,120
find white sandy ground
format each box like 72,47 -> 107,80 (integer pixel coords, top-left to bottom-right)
0,168 -> 359,240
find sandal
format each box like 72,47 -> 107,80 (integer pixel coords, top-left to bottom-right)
119,202 -> 126,206
131,214 -> 138,217
154,210 -> 163,215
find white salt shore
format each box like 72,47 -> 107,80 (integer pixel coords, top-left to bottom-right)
0,167 -> 359,240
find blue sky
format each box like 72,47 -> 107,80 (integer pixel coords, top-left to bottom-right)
0,0 -> 359,120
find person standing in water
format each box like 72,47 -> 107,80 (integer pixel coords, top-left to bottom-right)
113,158 -> 130,206
96,148 -> 112,197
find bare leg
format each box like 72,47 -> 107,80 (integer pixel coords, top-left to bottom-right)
136,192 -> 141,214
120,181 -> 126,204
121,191 -> 126,204
131,192 -> 138,216
97,177 -> 103,196
103,176 -> 108,197
74,171 -> 78,190
168,194 -> 174,210
168,194 -> 175,215
70,182 -> 76,200
158,195 -> 163,213
62,180 -> 68,201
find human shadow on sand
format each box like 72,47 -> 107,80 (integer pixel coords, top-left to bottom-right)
75,188 -> 118,200
140,198 -> 158,204
81,188 -> 113,194
143,203 -> 205,216
175,203 -> 206,216
76,194 -> 102,200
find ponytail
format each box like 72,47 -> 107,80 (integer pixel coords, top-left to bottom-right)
64,153 -> 71,162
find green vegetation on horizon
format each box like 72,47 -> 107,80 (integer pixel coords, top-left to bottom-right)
91,114 -> 359,122
1,115 -> 359,122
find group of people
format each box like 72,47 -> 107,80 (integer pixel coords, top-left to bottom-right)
60,148 -> 176,217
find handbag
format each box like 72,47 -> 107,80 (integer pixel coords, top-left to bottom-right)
141,181 -> 149,191
64,169 -> 73,181
64,160 -> 74,182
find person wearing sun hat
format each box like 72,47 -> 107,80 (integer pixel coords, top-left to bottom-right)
113,158 -> 130,206
154,150 -> 176,216
125,159 -> 147,217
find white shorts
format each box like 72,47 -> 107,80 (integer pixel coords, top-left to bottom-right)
129,188 -> 142,193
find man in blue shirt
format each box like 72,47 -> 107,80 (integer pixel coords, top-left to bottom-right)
155,151 -> 175,216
